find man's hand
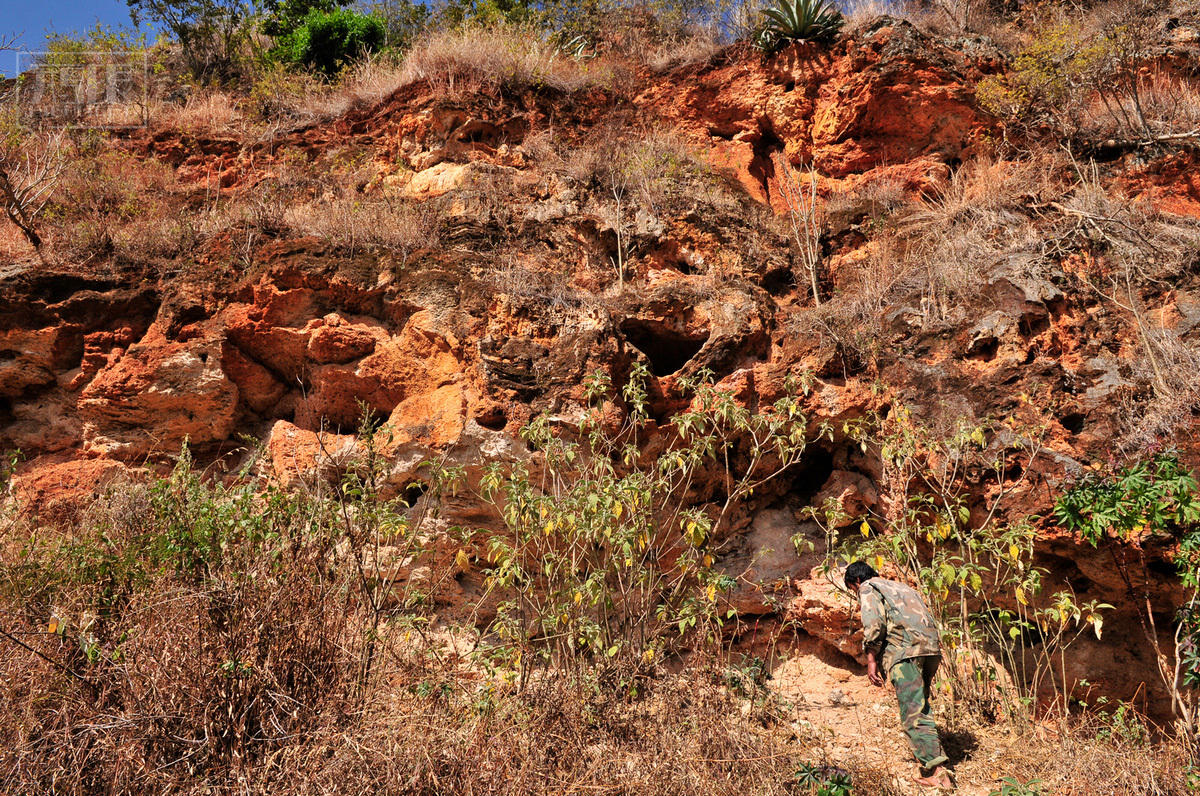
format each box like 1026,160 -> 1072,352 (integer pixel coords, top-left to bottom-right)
866,651 -> 884,687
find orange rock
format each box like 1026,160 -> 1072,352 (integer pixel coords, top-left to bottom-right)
294,311 -> 463,430
224,303 -> 311,382
386,382 -> 469,448
0,326 -> 81,396
785,576 -> 864,659
222,342 -> 287,415
79,336 -> 238,458
641,21 -> 989,209
13,456 -> 130,520
264,419 -> 360,489
306,315 -> 385,364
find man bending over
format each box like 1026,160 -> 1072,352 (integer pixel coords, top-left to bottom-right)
844,561 -> 953,789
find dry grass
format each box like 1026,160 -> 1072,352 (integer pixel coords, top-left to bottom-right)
839,0 -> 902,31
858,153 -> 1069,324
159,90 -> 248,135
1053,159 -> 1200,450
0,464 -> 810,796
394,26 -> 612,97
285,191 -> 443,261
644,32 -> 726,73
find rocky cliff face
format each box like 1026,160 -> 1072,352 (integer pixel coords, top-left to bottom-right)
3,19 -> 1198,717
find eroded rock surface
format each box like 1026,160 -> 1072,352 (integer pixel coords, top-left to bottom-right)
3,20 -> 1198,720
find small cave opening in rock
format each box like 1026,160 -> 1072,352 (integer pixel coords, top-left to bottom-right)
1059,411 -> 1086,434
476,404 -> 507,430
967,337 -> 1000,361
761,264 -> 797,296
1019,314 -> 1050,338
1147,557 -> 1179,578
747,125 -> 785,201
400,480 -> 429,508
621,319 -> 709,377
785,443 -> 836,504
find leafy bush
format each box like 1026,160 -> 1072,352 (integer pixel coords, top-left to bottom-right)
479,363 -> 817,688
820,406 -> 1110,720
273,8 -> 386,77
755,0 -> 843,52
261,0 -> 353,37
127,0 -> 257,83
1056,453 -> 1200,746
975,11 -> 1177,146
989,777 -> 1042,796
1054,454 -> 1200,547
794,762 -> 853,795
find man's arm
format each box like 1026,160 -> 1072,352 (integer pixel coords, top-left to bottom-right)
860,586 -> 887,686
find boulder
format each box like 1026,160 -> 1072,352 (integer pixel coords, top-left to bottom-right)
79,336 -> 238,458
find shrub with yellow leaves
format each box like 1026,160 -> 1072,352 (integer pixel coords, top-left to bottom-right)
478,362 -> 819,691
818,406 -> 1111,722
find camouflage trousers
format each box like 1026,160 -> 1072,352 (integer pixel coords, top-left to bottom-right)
890,655 -> 948,770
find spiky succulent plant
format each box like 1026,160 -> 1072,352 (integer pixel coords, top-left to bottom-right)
757,0 -> 844,50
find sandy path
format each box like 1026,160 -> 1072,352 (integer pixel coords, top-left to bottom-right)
763,635 -> 1023,795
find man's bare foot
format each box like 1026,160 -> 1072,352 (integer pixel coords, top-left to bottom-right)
913,766 -> 953,789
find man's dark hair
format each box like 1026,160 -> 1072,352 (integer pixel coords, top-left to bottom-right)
844,561 -> 878,589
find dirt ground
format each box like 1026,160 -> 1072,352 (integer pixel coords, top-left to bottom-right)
762,634 -> 1037,795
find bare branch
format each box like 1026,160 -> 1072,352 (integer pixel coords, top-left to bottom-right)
0,131 -> 66,261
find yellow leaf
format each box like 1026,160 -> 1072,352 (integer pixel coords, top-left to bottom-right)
625,557 -> 633,568
540,504 -> 548,518
860,521 -> 871,538
613,503 -> 623,519
574,591 -> 583,604
872,555 -> 885,571
1016,586 -> 1028,606
544,520 -> 555,535
702,554 -> 713,568
455,549 -> 471,571
643,648 -> 655,662
47,618 -> 59,635
706,584 -> 717,601
1009,544 -> 1021,562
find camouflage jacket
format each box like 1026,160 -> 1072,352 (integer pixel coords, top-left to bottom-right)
858,577 -> 941,672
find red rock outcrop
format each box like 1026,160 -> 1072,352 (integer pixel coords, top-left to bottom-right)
3,19 -> 1198,720
640,19 -> 997,208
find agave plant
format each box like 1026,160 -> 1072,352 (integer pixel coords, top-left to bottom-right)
758,0 -> 844,49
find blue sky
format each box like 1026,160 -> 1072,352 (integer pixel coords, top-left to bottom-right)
1,0 -> 154,76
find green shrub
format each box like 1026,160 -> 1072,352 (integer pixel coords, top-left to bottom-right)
1053,453 -> 1200,547
274,8 -> 387,77
478,363 -> 818,690
755,0 -> 842,52
1056,452 -> 1200,745
794,763 -> 853,796
261,0 -> 352,37
975,13 -> 1165,144
988,777 -> 1042,796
